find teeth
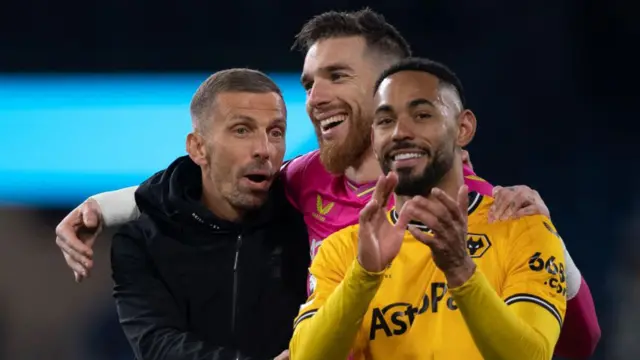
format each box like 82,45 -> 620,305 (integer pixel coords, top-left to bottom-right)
320,115 -> 347,130
393,153 -> 424,161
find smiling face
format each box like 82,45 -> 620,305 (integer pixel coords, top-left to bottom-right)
301,36 -> 382,174
372,71 -> 466,196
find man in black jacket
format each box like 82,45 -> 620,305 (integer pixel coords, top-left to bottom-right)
111,68 -> 309,360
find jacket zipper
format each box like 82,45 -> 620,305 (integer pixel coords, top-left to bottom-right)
231,233 -> 242,358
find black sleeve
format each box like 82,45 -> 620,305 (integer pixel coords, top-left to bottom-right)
111,223 -> 267,360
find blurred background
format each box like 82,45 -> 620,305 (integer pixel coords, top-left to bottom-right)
0,1 -> 638,359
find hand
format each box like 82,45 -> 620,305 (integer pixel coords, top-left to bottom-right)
489,185 -> 549,223
273,350 -> 289,360
404,186 -> 476,288
357,172 -> 411,273
55,198 -> 103,282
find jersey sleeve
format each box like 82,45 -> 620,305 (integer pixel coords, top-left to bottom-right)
448,215 -> 567,360
502,215 -> 568,330
292,229 -> 353,329
280,154 -> 311,210
90,186 -> 140,227
289,227 -> 384,360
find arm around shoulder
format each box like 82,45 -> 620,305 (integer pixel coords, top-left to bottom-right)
92,186 -> 140,227
111,222 -> 260,360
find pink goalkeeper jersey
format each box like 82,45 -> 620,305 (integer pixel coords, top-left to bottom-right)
282,150 -> 494,266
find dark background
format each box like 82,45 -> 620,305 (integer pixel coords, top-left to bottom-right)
1,1 -> 638,359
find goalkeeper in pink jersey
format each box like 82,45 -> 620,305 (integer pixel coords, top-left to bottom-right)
55,9 -> 599,359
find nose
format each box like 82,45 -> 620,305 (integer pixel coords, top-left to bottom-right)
307,80 -> 332,109
252,132 -> 271,160
392,118 -> 414,142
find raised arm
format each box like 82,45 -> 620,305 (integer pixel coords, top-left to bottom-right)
446,217 -> 568,360
405,187 -> 567,360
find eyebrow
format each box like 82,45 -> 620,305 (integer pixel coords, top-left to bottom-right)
230,114 -> 257,124
374,104 -> 394,115
374,98 -> 436,115
230,115 -> 287,128
300,62 -> 355,85
408,98 -> 435,109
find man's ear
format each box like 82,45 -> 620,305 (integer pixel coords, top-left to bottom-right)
457,109 -> 477,147
186,132 -> 208,166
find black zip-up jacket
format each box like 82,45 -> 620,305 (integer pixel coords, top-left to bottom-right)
111,156 -> 309,360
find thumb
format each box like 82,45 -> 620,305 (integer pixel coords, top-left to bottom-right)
81,202 -> 101,229
408,226 -> 436,248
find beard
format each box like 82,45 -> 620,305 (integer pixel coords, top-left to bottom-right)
380,140 -> 456,197
315,114 -> 371,175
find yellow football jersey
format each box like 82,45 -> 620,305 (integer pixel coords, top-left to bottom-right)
292,192 -> 567,360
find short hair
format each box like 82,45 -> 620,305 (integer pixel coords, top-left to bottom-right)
190,68 -> 283,131
374,57 -> 466,109
292,8 -> 411,62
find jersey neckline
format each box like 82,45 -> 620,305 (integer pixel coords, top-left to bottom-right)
389,191 -> 483,232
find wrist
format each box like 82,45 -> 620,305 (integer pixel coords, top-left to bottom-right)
445,259 -> 476,289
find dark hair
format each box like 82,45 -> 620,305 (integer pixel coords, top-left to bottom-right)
190,68 -> 282,129
374,57 -> 466,108
292,8 -> 411,62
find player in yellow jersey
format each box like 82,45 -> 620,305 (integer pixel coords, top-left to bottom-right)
289,57 -> 567,360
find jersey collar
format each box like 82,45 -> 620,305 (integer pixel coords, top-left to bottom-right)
389,191 -> 483,231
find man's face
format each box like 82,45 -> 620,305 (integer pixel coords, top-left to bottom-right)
301,36 -> 381,174
372,71 -> 460,196
202,91 -> 287,210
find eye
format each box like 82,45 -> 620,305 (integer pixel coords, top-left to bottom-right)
330,72 -> 348,82
234,126 -> 250,136
270,128 -> 284,138
416,113 -> 432,120
302,81 -> 313,92
375,117 -> 394,126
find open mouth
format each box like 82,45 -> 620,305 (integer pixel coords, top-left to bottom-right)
244,174 -> 270,183
388,149 -> 428,163
319,114 -> 347,132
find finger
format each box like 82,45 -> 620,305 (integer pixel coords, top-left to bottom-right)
458,184 -> 469,213
371,175 -> 388,206
81,205 -> 100,229
57,223 -> 94,258
359,199 -> 380,223
513,205 -> 538,218
62,251 -> 88,278
503,190 -> 532,219
378,172 -> 398,208
404,200 -> 446,234
489,188 -> 515,223
408,226 -> 437,248
431,187 -> 464,221
394,200 -> 412,230
81,201 -> 101,229
56,236 -> 93,269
